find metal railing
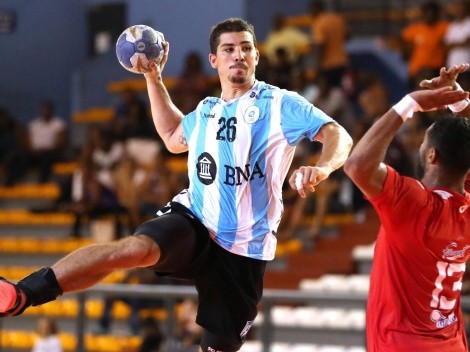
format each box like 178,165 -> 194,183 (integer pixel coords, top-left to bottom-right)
76,284 -> 369,352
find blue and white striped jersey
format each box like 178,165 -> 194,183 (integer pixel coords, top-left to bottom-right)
172,80 -> 334,260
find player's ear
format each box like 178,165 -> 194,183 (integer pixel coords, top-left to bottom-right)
255,49 -> 260,66
428,148 -> 438,164
209,53 -> 217,68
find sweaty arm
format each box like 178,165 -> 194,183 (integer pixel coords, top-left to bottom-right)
143,41 -> 188,154
289,122 -> 352,198
344,87 -> 469,199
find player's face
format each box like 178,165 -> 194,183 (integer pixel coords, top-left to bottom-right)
209,31 -> 259,85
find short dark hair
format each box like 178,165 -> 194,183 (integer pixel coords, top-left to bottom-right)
421,1 -> 441,16
209,18 -> 257,54
428,115 -> 470,174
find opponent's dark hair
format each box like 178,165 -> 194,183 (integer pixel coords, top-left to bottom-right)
209,18 -> 257,54
428,115 -> 470,174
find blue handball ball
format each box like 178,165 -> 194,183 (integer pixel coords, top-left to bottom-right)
116,24 -> 164,74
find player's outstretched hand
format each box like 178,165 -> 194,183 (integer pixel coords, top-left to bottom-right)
419,64 -> 470,90
144,39 -> 169,82
289,166 -> 331,198
410,86 -> 469,111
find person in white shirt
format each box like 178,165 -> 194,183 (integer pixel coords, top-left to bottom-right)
3,100 -> 67,185
32,317 -> 63,352
444,0 -> 470,89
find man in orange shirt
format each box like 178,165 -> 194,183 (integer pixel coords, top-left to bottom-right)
401,1 -> 449,90
309,0 -> 349,88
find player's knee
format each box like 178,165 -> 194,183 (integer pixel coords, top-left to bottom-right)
112,235 -> 160,267
200,329 -> 243,352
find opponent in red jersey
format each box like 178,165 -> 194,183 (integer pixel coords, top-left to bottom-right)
344,77 -> 470,351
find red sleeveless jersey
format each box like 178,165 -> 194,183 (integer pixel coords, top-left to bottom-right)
367,167 -> 470,352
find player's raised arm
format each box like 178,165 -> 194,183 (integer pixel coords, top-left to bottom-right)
344,86 -> 469,199
420,64 -> 470,117
144,41 -> 188,154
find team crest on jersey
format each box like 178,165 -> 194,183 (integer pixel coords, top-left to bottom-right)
244,106 -> 260,123
197,152 -> 217,185
430,309 -> 457,328
442,242 -> 470,260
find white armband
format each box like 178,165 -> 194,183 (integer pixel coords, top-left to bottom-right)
448,82 -> 469,113
392,95 -> 423,121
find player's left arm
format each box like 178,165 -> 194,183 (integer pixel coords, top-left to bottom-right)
288,122 -> 352,198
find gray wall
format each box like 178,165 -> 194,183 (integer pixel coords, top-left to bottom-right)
0,0 -> 86,124
0,0 -> 249,125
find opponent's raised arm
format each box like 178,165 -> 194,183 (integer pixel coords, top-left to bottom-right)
344,87 -> 469,199
143,41 -> 188,154
420,64 -> 470,117
289,122 -> 352,198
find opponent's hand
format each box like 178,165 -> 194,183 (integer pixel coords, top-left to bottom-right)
419,64 -> 470,90
409,86 -> 469,111
144,39 -> 169,82
289,166 -> 331,198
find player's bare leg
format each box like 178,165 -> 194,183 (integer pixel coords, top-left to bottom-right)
0,234 -> 160,317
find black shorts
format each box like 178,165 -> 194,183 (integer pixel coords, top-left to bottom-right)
134,202 -> 267,351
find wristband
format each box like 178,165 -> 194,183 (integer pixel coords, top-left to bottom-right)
448,82 -> 469,112
295,172 -> 303,190
392,95 -> 422,121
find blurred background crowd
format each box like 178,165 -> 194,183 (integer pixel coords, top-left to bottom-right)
2,0 -> 469,244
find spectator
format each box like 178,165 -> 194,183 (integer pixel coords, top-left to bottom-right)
3,100 -> 68,185
172,51 -> 215,115
444,0 -> 470,89
0,107 -> 25,174
175,298 -> 202,350
96,268 -> 166,335
138,316 -> 164,352
276,146 -> 344,243
32,317 -> 63,352
269,47 -> 296,89
113,151 -> 172,230
348,72 -> 415,216
290,0 -> 350,88
289,68 -> 318,103
313,71 -> 356,133
69,124 -> 127,238
400,1 -> 449,90
263,13 -> 310,67
114,88 -> 155,141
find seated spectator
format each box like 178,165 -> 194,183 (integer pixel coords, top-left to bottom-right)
32,317 -> 63,352
113,88 -> 156,142
174,298 -> 202,350
276,145 -> 344,243
444,0 -> 470,89
313,72 -> 356,133
289,68 -> 318,103
96,268 -> 170,336
69,124 -> 127,238
113,151 -> 171,230
269,47 -> 296,89
3,100 -> 68,185
263,13 -> 310,67
138,316 -> 164,352
0,107 -> 25,174
172,51 -> 215,114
